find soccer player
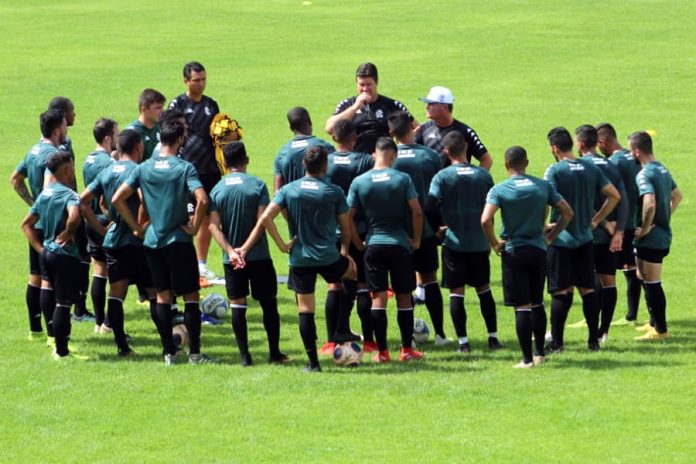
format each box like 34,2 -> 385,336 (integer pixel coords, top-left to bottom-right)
544,127 -> 620,352
82,118 -> 118,334
208,141 -> 289,366
596,122 -> 644,325
273,106 -> 335,192
80,129 -> 154,356
389,111 -> 452,346
21,151 -> 86,360
575,125 -> 627,343
427,131 -> 502,352
414,86 -> 492,170
47,97 -> 76,159
126,88 -> 166,162
629,131 -> 682,340
10,109 -> 66,340
326,62 -> 417,154
481,146 -> 574,368
348,137 -> 424,363
112,118 -> 213,365
169,61 -> 220,280
238,146 -> 357,372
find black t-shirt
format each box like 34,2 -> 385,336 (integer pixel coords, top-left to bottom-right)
414,119 -> 488,166
334,94 -> 413,154
169,94 -> 220,174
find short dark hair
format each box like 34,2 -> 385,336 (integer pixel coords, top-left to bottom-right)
40,109 -> 65,138
375,136 -> 397,154
93,118 -> 117,144
139,88 -> 166,110
575,124 -> 598,148
333,119 -> 356,146
547,126 -> 573,152
595,122 -> 617,140
46,151 -> 73,173
160,109 -> 185,124
355,62 -> 378,83
628,131 -> 653,154
223,141 -> 248,168
504,146 -> 528,170
47,96 -> 73,113
287,106 -> 311,132
118,129 -> 142,155
183,61 -> 206,80
387,111 -> 412,138
304,146 -> 328,175
160,119 -> 185,145
442,131 -> 467,157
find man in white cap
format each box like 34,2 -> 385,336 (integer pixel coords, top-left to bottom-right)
414,86 -> 492,171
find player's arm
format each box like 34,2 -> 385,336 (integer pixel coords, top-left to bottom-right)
590,183 -> 620,229
408,197 -> 423,250
241,203 -> 293,256
545,199 -> 574,245
337,212 -> 352,257
348,208 -> 365,251
273,175 -> 284,194
208,210 -> 238,263
79,189 -> 108,236
478,152 -> 493,171
670,187 -> 683,215
425,195 -> 446,240
480,203 -> 502,254
55,205 -> 81,247
325,95 -> 370,135
608,187 -> 629,252
112,183 -> 145,239
21,213 -> 43,253
635,193 -> 656,239
10,171 -> 34,206
182,187 -> 209,236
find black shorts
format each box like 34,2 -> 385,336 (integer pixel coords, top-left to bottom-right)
144,241 -> 200,295
289,256 -> 349,295
502,246 -> 547,307
85,223 -> 107,263
187,172 -> 221,214
41,250 -> 81,305
28,230 -> 45,276
364,244 -> 416,294
547,242 -> 595,293
413,236 -> 439,274
105,245 -> 153,288
335,241 -> 366,283
635,247 -> 670,264
441,247 -> 490,289
593,243 -> 617,276
224,259 -> 277,300
616,229 -> 636,268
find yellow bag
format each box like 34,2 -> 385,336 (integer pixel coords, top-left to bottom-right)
210,113 -> 244,175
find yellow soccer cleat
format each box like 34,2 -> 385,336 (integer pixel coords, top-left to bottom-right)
635,322 -> 654,332
567,318 -> 587,329
634,329 -> 669,341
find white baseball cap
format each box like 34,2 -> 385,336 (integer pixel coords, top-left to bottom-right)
419,86 -> 454,104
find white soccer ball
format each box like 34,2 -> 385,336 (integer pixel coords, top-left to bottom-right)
201,293 -> 228,318
332,341 -> 363,367
413,317 -> 430,344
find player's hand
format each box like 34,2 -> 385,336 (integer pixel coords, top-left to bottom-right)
609,231 -> 623,253
635,225 -> 655,239
493,240 -> 505,256
279,236 -> 297,254
604,221 -> 616,236
353,240 -> 366,251
590,218 -> 599,230
544,223 -> 556,233
55,230 -> 74,247
181,222 -> 198,236
436,226 -> 447,242
355,92 -> 371,107
410,238 -> 421,251
230,247 -> 247,269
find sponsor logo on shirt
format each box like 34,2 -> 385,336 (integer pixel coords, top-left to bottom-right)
291,140 -> 309,149
456,166 -> 475,176
113,165 -> 126,173
301,180 -> 319,190
372,172 -> 390,183
226,176 -> 244,185
333,156 -> 351,165
85,155 -> 97,164
154,160 -> 170,170
43,187 -> 54,197
398,149 -> 415,158
513,178 -> 534,188
569,163 -> 585,171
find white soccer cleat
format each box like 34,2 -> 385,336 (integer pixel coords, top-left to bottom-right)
434,334 -> 453,346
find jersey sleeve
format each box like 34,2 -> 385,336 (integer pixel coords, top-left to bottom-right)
273,151 -> 284,177
16,155 -> 28,176
272,187 -> 287,208
207,188 -> 219,213
334,186 -> 349,215
123,164 -> 141,190
392,100 -> 414,120
428,173 -> 442,200
542,165 -> 556,187
347,181 -> 360,209
259,182 -> 270,206
464,126 -> 488,160
185,164 -> 204,193
546,181 -> 563,206
636,170 -> 654,196
86,174 -> 104,197
485,185 -> 500,206
67,191 -> 81,208
405,176 -> 418,201
333,97 -> 355,116
595,166 -> 610,192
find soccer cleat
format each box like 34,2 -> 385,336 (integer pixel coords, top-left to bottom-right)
487,337 -> 503,350
268,352 -> 291,364
164,353 -> 176,366
372,350 -> 391,363
544,331 -> 553,344
434,334 -> 453,346
513,360 -> 534,369
334,331 -> 361,343
52,350 -> 89,361
319,342 -> 336,356
302,364 -> 321,373
200,313 -> 221,325
117,347 -> 136,357
72,311 -> 96,323
635,330 -> 669,341
199,267 -> 217,280
46,336 -> 55,348
611,317 -> 637,327
635,322 -> 655,332
598,333 -> 608,345
240,353 -> 253,367
99,324 -> 113,334
545,341 -> 564,354
399,347 -> 424,362
199,277 -> 214,288
567,318 -> 587,329
458,342 -> 471,354
362,341 -> 379,353
533,355 -> 546,366
28,331 -> 43,341
189,353 -> 218,364
588,341 -> 601,351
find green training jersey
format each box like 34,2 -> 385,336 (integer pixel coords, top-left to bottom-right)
126,120 -> 160,162
87,160 -> 142,249
348,167 -> 419,251
273,176 -> 348,268
29,182 -> 81,258
16,141 -> 57,200
543,158 -> 609,248
326,150 -> 373,237
581,154 -> 625,245
393,143 -> 442,238
124,154 -> 203,249
610,148 -> 641,230
486,174 -> 562,252
429,163 -> 493,252
209,172 -> 271,263
82,149 -> 113,219
273,135 -> 335,184
634,162 -> 677,250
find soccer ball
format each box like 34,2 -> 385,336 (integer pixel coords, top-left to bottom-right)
172,324 -> 188,347
413,317 -> 430,344
201,293 -> 228,318
332,342 -> 363,367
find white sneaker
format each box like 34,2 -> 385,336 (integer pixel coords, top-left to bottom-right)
544,331 -> 553,344
434,334 -> 453,346
599,333 -> 608,345
513,360 -> 534,369
199,265 -> 216,279
533,355 -> 546,366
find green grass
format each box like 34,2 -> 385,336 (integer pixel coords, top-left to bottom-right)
1,0 -> 696,462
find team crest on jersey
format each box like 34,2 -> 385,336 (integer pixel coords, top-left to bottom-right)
154,160 -> 170,170
205,106 -> 211,116
375,109 -> 384,119
300,180 -> 319,190
372,172 -> 390,182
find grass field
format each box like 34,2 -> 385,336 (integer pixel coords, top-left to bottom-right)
1,0 -> 695,462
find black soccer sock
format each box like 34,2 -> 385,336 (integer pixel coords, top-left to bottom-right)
515,309 -> 533,364
641,281 -> 656,327
599,286 -> 618,335
53,304 -> 71,357
231,304 -> 249,355
531,304 -> 547,356
26,284 -> 42,332
624,269 -> 641,321
40,288 -> 55,337
336,280 -> 357,335
449,294 -> 467,338
324,290 -> 339,342
90,275 -> 108,326
298,312 -> 319,368
260,297 -> 281,356
371,308 -> 388,351
397,307 -> 414,349
477,289 -> 497,334
550,293 -> 572,347
581,291 -> 600,344
356,290 -> 374,342
644,281 -> 667,333
184,301 -> 202,355
424,282 -> 445,337
107,297 -> 128,351
73,262 -> 90,317
155,303 -> 176,355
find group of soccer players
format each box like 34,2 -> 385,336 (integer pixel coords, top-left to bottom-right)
11,61 -> 682,371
